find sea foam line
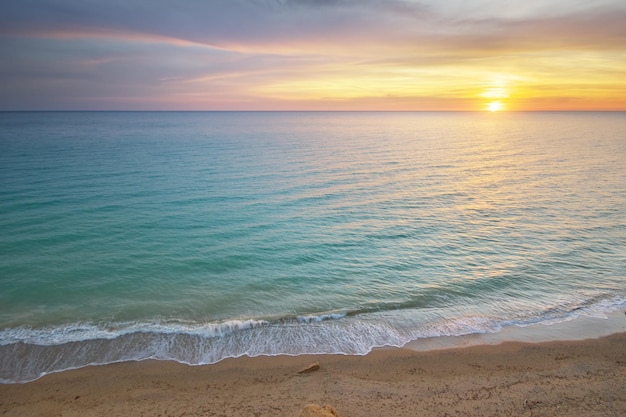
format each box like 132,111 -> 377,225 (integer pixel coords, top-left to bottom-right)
1,295 -> 624,348
1,296 -> 624,384
0,318 -> 270,346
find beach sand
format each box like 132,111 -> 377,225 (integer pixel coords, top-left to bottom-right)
1,332 -> 624,417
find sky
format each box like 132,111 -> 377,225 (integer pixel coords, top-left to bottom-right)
1,0 -> 625,111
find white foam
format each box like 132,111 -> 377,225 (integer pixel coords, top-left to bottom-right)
1,295 -> 624,384
0,318 -> 270,346
296,312 -> 347,323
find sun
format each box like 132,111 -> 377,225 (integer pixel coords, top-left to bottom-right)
487,101 -> 504,112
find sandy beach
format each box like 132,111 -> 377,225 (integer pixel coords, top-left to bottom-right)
1,332 -> 624,417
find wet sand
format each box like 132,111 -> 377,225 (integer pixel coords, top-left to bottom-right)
1,332 -> 625,417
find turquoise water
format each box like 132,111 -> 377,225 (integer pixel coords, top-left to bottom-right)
1,111 -> 625,382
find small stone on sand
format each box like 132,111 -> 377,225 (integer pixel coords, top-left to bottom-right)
298,361 -> 320,374
299,404 -> 340,417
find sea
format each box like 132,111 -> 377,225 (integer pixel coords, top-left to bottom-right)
1,111 -> 624,383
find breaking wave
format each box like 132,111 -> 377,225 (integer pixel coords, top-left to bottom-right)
1,295 -> 624,384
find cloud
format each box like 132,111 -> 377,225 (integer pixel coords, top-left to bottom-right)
458,9 -> 626,52
0,0 -> 429,50
2,0 -> 625,54
1,0 -> 625,110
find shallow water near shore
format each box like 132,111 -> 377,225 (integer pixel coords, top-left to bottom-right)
1,111 -> 625,383
404,310 -> 626,351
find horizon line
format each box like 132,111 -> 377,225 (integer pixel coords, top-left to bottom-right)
2,110 -> 625,113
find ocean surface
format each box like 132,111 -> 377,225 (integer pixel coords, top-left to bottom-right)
1,111 -> 625,383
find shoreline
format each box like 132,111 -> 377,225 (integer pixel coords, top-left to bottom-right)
2,325 -> 625,416
1,312 -> 624,382
1,309 -> 624,385
403,309 -> 626,352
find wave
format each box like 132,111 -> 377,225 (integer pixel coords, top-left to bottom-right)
0,318 -> 271,347
1,295 -> 624,384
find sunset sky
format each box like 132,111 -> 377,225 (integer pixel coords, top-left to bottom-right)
1,0 -> 625,111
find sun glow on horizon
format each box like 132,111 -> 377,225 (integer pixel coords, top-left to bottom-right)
481,76 -> 512,112
487,101 -> 504,112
